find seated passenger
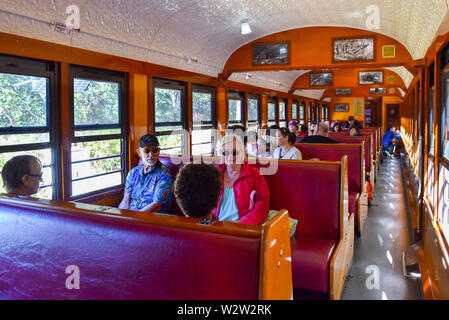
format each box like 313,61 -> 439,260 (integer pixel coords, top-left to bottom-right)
296,124 -> 308,142
299,122 -> 338,144
308,121 -> 318,136
119,134 -> 173,213
345,116 -> 362,130
273,128 -> 302,160
349,126 -> 362,136
212,134 -> 270,225
332,121 -> 343,132
174,163 -> 222,220
288,120 -> 300,137
382,125 -> 401,157
1,155 -> 43,197
263,124 -> 280,157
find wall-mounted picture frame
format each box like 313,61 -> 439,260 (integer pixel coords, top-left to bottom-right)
336,88 -> 352,95
310,72 -> 333,86
252,42 -> 290,65
359,71 -> 383,85
370,88 -> 386,94
334,103 -> 349,112
333,36 -> 375,63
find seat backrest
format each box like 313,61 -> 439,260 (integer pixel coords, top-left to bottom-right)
0,197 -> 265,300
328,135 -> 372,174
296,143 -> 363,194
254,159 -> 343,241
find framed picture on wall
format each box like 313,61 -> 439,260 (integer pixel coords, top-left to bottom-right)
310,72 -> 333,86
252,42 -> 290,65
336,89 -> 352,95
333,36 -> 375,62
359,71 -> 383,85
334,103 -> 349,112
370,88 -> 386,94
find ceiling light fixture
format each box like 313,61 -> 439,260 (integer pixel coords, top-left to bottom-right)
241,21 -> 252,35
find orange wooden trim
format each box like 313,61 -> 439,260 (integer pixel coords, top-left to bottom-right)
59,62 -> 71,201
258,209 -> 293,300
0,196 -> 261,238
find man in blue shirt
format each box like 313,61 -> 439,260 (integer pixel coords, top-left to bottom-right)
119,135 -> 173,213
382,125 -> 401,157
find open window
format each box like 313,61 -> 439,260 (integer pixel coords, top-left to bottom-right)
247,93 -> 260,132
192,84 -> 216,156
153,78 -> 187,156
228,90 -> 244,127
267,97 -> 278,127
69,66 -> 128,199
279,98 -> 288,128
0,54 -> 59,200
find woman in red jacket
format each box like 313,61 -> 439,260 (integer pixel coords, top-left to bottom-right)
212,134 -> 270,225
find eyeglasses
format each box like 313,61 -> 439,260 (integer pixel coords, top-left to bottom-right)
28,173 -> 43,182
221,150 -> 239,157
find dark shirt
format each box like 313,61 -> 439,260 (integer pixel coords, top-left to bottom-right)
299,135 -> 339,144
346,120 -> 362,129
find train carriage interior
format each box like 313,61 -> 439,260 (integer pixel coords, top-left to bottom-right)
1,0 -> 449,301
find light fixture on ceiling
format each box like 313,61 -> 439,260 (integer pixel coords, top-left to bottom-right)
241,20 -> 252,35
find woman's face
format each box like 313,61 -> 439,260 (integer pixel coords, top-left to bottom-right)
349,128 -> 357,136
221,140 -> 244,165
275,130 -> 287,146
289,125 -> 298,133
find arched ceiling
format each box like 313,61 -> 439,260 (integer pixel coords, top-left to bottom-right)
0,0 -> 448,82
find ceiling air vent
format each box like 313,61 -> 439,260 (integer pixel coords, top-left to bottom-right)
382,45 -> 396,58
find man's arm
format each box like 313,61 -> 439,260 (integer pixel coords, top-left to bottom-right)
139,201 -> 163,213
118,191 -> 131,210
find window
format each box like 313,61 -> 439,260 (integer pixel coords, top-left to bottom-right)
192,85 -> 215,156
292,101 -> 298,121
228,90 -> 244,127
300,102 -> 305,125
0,54 -> 58,199
279,99 -> 287,128
429,63 -> 435,157
70,66 -> 127,198
442,74 -> 449,162
438,164 -> 449,242
267,98 -> 278,127
154,78 -> 186,155
247,94 -> 260,131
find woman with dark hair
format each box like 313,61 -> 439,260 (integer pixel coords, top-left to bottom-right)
349,126 -> 362,136
332,121 -> 343,132
273,128 -> 302,160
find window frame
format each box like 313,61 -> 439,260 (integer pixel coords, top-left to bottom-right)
153,78 -> 188,155
227,90 -> 245,127
279,98 -> 288,128
0,54 -> 60,200
191,84 -> 216,156
267,97 -> 279,126
68,65 -> 128,200
247,93 -> 261,129
292,100 -> 298,121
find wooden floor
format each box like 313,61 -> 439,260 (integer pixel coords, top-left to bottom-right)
341,155 -> 423,300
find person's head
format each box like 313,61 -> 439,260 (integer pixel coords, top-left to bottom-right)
227,124 -> 247,145
348,116 -> 355,125
300,124 -> 308,133
1,155 -> 43,196
316,122 -> 330,137
333,121 -> 342,132
174,163 -> 222,219
389,125 -> 396,132
217,134 -> 245,166
265,124 -> 280,145
349,127 -> 360,136
288,120 -> 299,133
137,134 -> 160,167
276,127 -> 296,147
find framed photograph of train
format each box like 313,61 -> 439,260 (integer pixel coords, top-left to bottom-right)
334,103 -> 349,112
359,71 -> 383,85
310,72 -> 333,86
332,36 -> 376,63
336,88 -> 352,95
370,87 -> 386,94
252,42 -> 290,65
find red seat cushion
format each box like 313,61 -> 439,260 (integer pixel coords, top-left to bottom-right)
348,191 -> 359,217
291,236 -> 336,293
